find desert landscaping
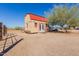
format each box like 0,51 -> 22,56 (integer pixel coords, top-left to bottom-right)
0,29 -> 78,56
0,3 -> 79,56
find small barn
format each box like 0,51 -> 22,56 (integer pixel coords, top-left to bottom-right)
24,13 -> 48,33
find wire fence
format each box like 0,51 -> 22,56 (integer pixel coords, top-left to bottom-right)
0,22 -> 23,56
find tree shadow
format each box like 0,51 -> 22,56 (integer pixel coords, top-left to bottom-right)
48,31 -> 71,34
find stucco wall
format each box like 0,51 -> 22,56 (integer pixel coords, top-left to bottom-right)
24,14 -> 30,31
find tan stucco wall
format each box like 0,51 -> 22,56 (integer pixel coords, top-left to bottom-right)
24,14 -> 30,31
24,15 -> 47,33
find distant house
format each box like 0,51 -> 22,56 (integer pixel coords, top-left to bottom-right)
24,13 -> 48,33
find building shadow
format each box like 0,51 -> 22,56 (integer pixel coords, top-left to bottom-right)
0,38 -> 23,56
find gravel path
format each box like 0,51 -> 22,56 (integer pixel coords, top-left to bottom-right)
3,30 -> 79,56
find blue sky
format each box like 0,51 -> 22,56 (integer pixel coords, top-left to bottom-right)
0,3 -> 77,28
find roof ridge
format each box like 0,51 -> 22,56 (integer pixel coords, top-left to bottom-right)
25,13 -> 48,22
27,13 -> 47,19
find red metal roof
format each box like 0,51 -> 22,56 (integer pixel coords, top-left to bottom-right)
28,13 -> 48,22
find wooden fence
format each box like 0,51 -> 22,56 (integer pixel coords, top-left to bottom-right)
0,22 -> 2,40
0,22 -> 7,40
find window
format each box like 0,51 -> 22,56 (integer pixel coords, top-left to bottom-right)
39,24 -> 41,30
35,23 -> 37,28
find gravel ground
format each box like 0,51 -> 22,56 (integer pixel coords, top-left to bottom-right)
2,30 -> 79,56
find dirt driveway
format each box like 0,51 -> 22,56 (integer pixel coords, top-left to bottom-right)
3,30 -> 79,56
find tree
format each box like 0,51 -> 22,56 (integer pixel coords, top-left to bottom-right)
14,26 -> 23,30
46,4 -> 79,32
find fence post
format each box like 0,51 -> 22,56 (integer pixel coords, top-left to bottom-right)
0,22 -> 2,40
10,34 -> 14,45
